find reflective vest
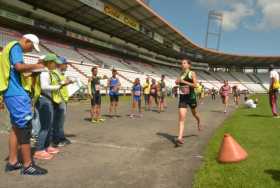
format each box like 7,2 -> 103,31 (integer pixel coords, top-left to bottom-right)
0,41 -> 32,94
33,70 -> 64,104
53,70 -> 69,102
51,70 -> 68,103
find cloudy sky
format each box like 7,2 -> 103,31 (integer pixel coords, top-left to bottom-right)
149,0 -> 280,56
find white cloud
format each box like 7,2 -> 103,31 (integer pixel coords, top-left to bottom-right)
256,0 -> 280,30
222,3 -> 254,31
198,0 -> 280,31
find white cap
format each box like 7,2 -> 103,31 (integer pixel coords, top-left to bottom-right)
23,34 -> 40,52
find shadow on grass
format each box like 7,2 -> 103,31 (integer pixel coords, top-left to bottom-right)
246,114 -> 272,118
156,132 -> 198,147
265,169 -> 280,182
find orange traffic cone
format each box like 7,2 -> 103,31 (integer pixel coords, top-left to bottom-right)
218,133 -> 248,163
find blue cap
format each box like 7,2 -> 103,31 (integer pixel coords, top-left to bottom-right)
58,56 -> 68,64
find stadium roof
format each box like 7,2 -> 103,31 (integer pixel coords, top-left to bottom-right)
19,0 -> 280,66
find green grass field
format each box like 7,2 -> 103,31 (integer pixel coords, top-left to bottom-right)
193,95 -> 280,188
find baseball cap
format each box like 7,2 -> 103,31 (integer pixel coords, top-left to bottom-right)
43,53 -> 62,64
58,56 -> 68,64
23,34 -> 40,52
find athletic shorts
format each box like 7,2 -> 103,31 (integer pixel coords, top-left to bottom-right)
91,94 -> 101,106
4,95 -> 33,128
178,95 -> 197,109
150,93 -> 157,98
110,95 -> 119,102
233,93 -> 240,97
144,94 -> 149,101
133,96 -> 141,102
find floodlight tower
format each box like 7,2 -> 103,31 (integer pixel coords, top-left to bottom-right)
205,10 -> 223,51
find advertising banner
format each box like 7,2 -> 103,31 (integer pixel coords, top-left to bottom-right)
103,4 -> 140,31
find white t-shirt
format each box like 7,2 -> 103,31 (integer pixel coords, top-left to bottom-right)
245,99 -> 256,108
270,70 -> 279,82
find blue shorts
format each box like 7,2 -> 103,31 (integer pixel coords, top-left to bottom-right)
4,96 -> 33,128
133,96 -> 141,102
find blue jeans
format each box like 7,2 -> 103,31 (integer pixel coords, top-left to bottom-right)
31,106 -> 40,137
36,96 -> 54,151
52,102 -> 67,143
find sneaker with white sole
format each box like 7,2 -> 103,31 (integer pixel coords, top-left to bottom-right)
21,163 -> 47,176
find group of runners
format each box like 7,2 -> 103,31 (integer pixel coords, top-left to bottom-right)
88,67 -> 169,122
218,81 -> 243,113
89,58 -> 205,146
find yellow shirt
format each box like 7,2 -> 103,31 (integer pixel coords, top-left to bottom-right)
143,82 -> 151,95
196,84 -> 203,94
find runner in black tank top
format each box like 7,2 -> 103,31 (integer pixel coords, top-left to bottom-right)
175,59 -> 201,146
149,79 -> 158,110
88,67 -> 106,123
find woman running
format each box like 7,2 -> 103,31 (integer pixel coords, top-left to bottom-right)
219,80 -> 231,113
176,59 -> 201,146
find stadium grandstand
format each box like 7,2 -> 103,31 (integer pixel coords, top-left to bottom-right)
0,0 -> 278,95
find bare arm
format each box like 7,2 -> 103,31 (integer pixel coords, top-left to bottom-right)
88,78 -> 92,97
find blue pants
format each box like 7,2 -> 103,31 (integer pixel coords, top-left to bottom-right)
52,102 -> 67,143
36,96 -> 54,151
31,106 -> 40,137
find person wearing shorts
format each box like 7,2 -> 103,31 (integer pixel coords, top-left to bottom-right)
211,87 -> 216,100
219,80 -> 231,113
2,34 -> 47,175
143,77 -> 151,111
88,67 -> 106,123
157,75 -> 167,113
176,59 -> 201,146
130,78 -> 142,118
232,85 -> 241,106
108,69 -> 121,117
149,79 -> 158,110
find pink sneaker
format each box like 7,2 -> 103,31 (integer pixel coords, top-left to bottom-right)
34,150 -> 54,160
46,147 -> 60,154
